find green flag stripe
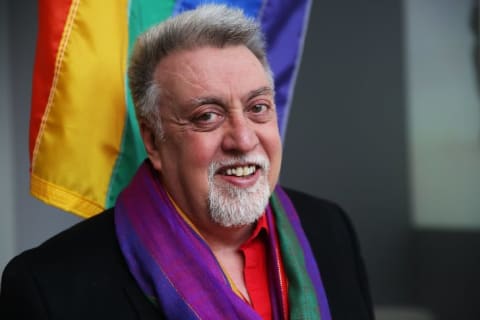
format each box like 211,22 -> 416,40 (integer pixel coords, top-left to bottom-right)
106,0 -> 176,208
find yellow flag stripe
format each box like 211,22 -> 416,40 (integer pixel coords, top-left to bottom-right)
31,0 -> 80,169
31,174 -> 104,216
31,0 -> 129,217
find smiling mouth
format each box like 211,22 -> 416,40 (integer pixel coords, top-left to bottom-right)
221,165 -> 258,177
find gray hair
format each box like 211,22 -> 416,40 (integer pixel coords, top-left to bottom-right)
127,4 -> 272,137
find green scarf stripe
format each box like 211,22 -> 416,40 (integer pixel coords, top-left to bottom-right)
270,193 -> 322,319
106,0 -> 176,208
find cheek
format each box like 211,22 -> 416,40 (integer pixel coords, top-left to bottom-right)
181,134 -> 221,168
264,124 -> 282,157
259,128 -> 283,185
269,143 -> 282,185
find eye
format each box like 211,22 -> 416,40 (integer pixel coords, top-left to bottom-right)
251,104 -> 268,113
194,112 -> 219,123
191,110 -> 225,131
248,102 -> 274,123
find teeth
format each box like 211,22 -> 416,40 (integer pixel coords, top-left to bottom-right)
235,167 -> 243,176
225,165 -> 256,177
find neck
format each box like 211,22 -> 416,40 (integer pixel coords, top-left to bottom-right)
200,222 -> 255,252
168,195 -> 256,250
163,186 -> 256,250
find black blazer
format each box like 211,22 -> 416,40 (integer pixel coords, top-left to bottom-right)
0,188 -> 374,319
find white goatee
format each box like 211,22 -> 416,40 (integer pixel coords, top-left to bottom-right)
207,155 -> 271,227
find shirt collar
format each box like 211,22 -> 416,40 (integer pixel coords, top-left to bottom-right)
242,212 -> 269,247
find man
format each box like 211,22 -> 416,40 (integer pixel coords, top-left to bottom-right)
0,5 -> 373,320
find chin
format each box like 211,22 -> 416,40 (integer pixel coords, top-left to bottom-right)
208,178 -> 270,227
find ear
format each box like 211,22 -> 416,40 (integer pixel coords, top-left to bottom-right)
140,122 -> 162,171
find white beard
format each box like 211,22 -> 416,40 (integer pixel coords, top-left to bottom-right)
207,155 -> 271,227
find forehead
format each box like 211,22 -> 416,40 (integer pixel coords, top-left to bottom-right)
153,45 -> 271,101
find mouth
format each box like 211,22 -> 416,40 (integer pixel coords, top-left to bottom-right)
209,156 -> 269,188
220,164 -> 258,177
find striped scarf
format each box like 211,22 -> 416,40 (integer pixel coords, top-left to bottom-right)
115,161 -> 331,319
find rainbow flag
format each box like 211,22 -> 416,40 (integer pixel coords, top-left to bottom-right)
30,0 -> 312,218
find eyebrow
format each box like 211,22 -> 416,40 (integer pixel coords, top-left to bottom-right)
246,86 -> 274,101
188,96 -> 223,108
186,86 -> 274,109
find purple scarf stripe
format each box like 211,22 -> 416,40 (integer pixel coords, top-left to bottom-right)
116,206 -> 199,318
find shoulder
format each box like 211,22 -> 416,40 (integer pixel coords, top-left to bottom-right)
1,208 -> 120,291
282,187 -> 358,259
283,187 -> 352,233
282,187 -> 375,319
9,208 -> 118,270
0,208 -> 153,319
283,187 -> 343,213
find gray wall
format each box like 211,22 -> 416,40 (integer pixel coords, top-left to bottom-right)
282,1 -> 412,305
406,0 -> 480,229
405,1 -> 480,319
0,0 -> 15,273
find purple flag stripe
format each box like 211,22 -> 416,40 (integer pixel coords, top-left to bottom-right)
171,0 -> 312,139
260,0 -> 312,139
173,0 -> 264,18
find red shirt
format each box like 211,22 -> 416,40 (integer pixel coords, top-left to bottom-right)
240,214 -> 289,320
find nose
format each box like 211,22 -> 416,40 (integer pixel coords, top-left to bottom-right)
221,112 -> 259,153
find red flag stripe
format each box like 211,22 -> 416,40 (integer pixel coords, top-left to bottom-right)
29,0 -> 73,163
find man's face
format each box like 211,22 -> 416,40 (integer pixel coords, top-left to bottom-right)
143,45 -> 282,230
